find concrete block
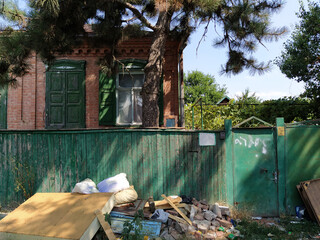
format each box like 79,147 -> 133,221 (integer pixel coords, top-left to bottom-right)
204,210 -> 217,221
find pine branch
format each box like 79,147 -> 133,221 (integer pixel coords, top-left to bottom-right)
116,1 -> 157,31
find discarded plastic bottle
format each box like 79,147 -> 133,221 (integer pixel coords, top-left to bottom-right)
227,233 -> 235,239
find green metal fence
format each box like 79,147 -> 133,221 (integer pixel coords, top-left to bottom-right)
0,129 -> 226,205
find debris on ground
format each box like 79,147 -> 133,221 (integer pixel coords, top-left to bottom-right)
297,178 -> 320,226
107,195 -> 240,240
2,174 -> 320,239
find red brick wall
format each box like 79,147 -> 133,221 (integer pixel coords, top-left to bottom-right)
7,38 -> 181,129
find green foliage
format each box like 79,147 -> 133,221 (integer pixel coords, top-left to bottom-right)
236,88 -> 262,105
9,156 -> 36,200
0,0 -> 27,27
214,0 -> 286,75
0,29 -> 31,86
237,217 -> 320,240
121,210 -> 145,240
258,97 -> 314,123
184,70 -> 227,104
185,97 -> 314,130
276,1 -> 320,117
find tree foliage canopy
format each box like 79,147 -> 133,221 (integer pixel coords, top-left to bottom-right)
0,0 -> 286,126
276,1 -> 320,116
184,70 -> 227,104
186,96 -> 313,130
236,88 -> 262,105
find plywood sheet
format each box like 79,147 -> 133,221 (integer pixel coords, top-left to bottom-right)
0,193 -> 115,240
296,185 -> 316,221
301,178 -> 320,225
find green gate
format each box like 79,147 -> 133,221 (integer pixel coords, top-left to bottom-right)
232,128 -> 278,216
0,87 -> 7,129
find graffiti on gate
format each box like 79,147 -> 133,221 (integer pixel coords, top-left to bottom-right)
235,135 -> 268,155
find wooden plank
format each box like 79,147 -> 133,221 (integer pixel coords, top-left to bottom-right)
168,214 -> 188,225
136,200 -> 148,212
0,193 -> 115,240
145,196 -> 182,208
296,185 -> 316,221
0,232 -> 69,240
301,179 -> 320,225
145,203 -> 188,210
95,210 -> 116,240
161,194 -> 192,225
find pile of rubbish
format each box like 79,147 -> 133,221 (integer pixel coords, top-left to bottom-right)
149,197 -> 239,240
73,173 -> 240,239
108,195 -> 240,240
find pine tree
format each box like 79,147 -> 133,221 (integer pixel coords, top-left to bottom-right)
0,0 -> 286,127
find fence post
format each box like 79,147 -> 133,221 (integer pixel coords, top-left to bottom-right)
276,117 -> 286,214
200,99 -> 203,130
224,119 -> 233,206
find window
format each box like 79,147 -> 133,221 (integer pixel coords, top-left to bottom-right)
99,59 -> 159,126
116,70 -> 144,125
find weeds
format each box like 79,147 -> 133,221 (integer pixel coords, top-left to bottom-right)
10,156 -> 35,200
105,210 -> 145,240
236,216 -> 320,240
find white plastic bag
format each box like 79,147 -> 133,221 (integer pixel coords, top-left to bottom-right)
72,178 -> 99,194
97,173 -> 130,193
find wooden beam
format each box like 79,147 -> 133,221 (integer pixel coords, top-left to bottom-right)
145,196 -> 182,208
145,203 -> 188,210
95,210 -> 116,240
161,194 -> 192,225
168,214 -> 188,225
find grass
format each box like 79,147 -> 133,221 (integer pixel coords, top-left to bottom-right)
236,216 -> 320,240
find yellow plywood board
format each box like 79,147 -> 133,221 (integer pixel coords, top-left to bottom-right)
0,193 -> 115,240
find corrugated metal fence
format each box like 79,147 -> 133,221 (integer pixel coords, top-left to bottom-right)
0,130 -> 226,205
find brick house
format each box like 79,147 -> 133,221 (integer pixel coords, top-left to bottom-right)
0,34 -> 184,130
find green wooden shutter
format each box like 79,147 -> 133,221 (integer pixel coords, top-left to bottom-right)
46,72 -> 66,129
99,72 -> 116,125
0,86 -> 7,129
65,72 -> 85,128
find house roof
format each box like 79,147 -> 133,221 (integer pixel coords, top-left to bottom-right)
216,96 -> 230,105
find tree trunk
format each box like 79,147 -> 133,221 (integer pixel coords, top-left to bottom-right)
142,10 -> 172,128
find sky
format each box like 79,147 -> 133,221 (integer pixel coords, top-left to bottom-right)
183,0 -> 307,100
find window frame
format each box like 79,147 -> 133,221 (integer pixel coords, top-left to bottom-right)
116,70 -> 144,125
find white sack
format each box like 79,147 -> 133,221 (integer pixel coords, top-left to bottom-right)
97,173 -> 130,193
114,185 -> 138,205
72,178 -> 99,194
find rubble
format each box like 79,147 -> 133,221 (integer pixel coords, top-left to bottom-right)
109,196 -> 239,239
